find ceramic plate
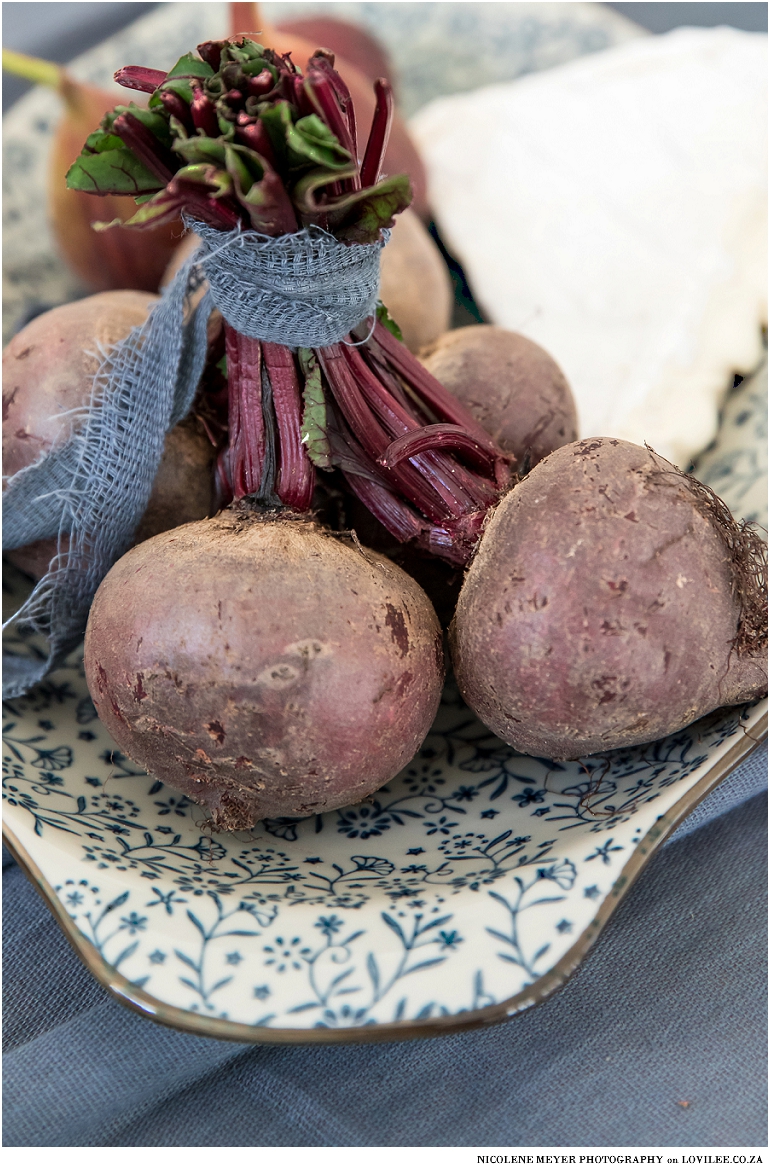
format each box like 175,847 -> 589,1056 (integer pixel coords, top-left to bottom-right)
3,2 -> 766,1045
4,569 -> 766,1043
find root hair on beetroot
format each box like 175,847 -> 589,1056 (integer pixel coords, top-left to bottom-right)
644,445 -> 768,657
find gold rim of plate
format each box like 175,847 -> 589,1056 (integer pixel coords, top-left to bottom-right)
4,706 -> 766,1046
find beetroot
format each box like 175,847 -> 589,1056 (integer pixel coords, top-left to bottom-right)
419,326 -> 578,469
2,293 -> 218,579
378,208 -> 453,353
3,292 -> 158,482
66,36 -> 513,570
450,438 -> 767,759
85,511 -> 444,829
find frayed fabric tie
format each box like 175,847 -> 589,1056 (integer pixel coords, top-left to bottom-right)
195,220 -> 387,348
3,223 -> 386,698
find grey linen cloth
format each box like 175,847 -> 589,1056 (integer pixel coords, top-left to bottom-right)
3,743 -> 766,1148
2,221 -> 387,699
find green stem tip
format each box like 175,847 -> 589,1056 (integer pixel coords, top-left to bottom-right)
2,48 -> 62,90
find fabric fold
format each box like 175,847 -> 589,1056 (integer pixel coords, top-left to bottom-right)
2,250 -> 211,698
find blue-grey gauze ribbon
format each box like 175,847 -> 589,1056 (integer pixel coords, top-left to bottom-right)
2,222 -> 387,699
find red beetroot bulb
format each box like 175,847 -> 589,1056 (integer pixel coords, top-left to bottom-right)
85,511 -> 445,830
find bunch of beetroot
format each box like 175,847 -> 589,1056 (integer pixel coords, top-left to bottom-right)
66,36 -> 512,566
14,35 -> 763,833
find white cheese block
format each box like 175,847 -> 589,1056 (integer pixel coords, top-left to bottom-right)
410,28 -> 767,467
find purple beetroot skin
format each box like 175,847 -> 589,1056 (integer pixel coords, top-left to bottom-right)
450,438 -> 767,760
85,511 -> 444,829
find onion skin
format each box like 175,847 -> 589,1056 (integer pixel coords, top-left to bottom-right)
85,513 -> 444,829
450,438 -> 767,760
50,75 -> 183,292
275,16 -> 392,87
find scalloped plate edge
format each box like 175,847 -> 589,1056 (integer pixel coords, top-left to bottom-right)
4,704 -> 766,1046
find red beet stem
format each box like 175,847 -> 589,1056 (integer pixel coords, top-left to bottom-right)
318,344 -> 392,459
303,69 -> 360,193
114,66 -> 167,93
215,449 -> 233,505
190,85 -> 220,137
318,344 -> 451,524
360,79 -> 393,189
166,179 -> 243,229
357,343 -> 500,506
323,396 -> 391,485
113,112 -> 176,184
380,424 -> 498,476
343,345 -> 481,516
197,41 -> 224,71
358,347 -> 420,417
261,342 -> 315,511
371,321 -> 511,459
425,511 -> 487,565
225,87 -> 246,110
307,53 -> 358,160
159,89 -> 194,131
235,114 -> 277,166
291,72 -> 316,119
225,325 -> 265,498
344,472 -> 426,544
343,342 -> 422,435
248,69 -> 276,98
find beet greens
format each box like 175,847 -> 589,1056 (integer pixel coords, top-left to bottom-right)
67,36 -> 512,564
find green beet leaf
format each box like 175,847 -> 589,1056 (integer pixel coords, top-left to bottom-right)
224,143 -> 264,191
173,136 -> 227,166
335,174 -> 413,244
287,115 -> 351,172
83,129 -> 125,154
376,302 -> 404,342
175,163 -> 233,199
242,57 -> 277,81
237,168 -> 299,235
120,188 -> 181,229
161,77 -> 195,104
298,348 -> 332,468
231,39 -> 268,64
205,75 -> 225,98
167,115 -> 189,142
258,101 -> 294,170
114,103 -> 173,148
293,170 -> 411,241
66,146 -> 164,196
292,164 -> 361,225
166,52 -> 214,80
216,112 -> 237,141
149,76 -> 195,108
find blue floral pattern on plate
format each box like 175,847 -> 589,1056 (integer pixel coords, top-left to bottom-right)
3,595 -> 765,1032
2,1 -> 765,1039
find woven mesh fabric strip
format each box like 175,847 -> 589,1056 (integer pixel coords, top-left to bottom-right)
2,250 -> 212,699
2,223 -> 388,698
193,219 -> 389,348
